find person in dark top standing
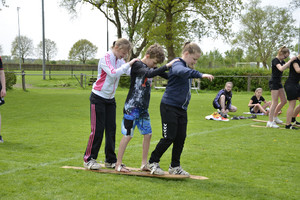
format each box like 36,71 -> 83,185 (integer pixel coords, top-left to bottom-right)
248,88 -> 271,115
145,42 -> 214,175
0,56 -> 6,143
213,82 -> 237,118
267,46 -> 297,128
115,44 -> 178,172
284,54 -> 300,129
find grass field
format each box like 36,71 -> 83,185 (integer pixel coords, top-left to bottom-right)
0,85 -> 299,199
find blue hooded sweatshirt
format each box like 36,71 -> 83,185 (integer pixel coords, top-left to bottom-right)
161,58 -> 203,110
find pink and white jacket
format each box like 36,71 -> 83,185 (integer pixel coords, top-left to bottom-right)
92,50 -> 130,99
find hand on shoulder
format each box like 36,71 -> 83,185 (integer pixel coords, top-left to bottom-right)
166,58 -> 180,68
129,58 -> 140,66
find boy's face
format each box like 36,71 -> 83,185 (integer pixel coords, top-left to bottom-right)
225,84 -> 232,92
146,57 -> 158,68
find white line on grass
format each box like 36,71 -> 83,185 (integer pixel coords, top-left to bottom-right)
0,123 -> 252,176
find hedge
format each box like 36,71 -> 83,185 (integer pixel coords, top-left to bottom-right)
119,67 -> 289,92
197,67 -> 288,92
5,72 -> 17,90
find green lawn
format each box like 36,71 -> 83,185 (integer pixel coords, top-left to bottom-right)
0,87 -> 299,200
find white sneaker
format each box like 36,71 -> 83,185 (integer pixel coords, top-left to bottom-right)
146,162 -> 165,175
84,158 -> 101,170
168,166 -> 190,176
266,121 -> 279,128
274,117 -> 283,124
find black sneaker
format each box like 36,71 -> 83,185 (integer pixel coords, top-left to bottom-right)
285,125 -> 298,130
0,135 -> 3,143
292,121 -> 300,125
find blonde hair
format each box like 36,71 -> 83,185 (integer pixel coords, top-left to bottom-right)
277,46 -> 290,56
111,38 -> 132,52
182,42 -> 202,55
297,54 -> 300,60
225,82 -> 233,87
255,88 -> 262,93
145,43 -> 165,64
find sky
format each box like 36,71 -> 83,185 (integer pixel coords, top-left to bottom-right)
0,0 -> 299,60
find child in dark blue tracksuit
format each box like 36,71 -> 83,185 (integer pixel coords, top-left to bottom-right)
146,42 -> 214,175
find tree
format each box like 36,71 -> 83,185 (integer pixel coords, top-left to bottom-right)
60,0 -> 158,59
290,0 -> 300,9
36,39 -> 58,62
232,0 -> 297,68
11,35 -> 34,63
69,39 -> 97,64
149,0 -> 243,61
0,0 -> 8,10
60,0 -> 243,60
224,48 -> 244,66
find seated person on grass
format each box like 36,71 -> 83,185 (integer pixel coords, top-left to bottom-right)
213,82 -> 237,118
115,43 -> 178,172
248,88 -> 271,115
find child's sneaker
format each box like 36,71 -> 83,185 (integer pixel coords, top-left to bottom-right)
0,135 -> 3,143
266,121 -> 279,128
292,120 -> 300,125
140,164 -> 151,172
146,162 -> 164,175
84,158 -> 101,170
285,124 -> 298,130
168,166 -> 190,176
105,162 -> 116,168
274,117 -> 283,124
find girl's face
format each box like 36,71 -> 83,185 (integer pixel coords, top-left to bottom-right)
114,46 -> 129,59
225,84 -> 232,92
183,52 -> 201,68
278,52 -> 289,61
255,90 -> 262,97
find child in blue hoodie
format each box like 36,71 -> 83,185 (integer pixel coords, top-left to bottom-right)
146,42 -> 214,175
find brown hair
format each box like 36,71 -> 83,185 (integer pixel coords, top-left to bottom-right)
145,43 -> 165,64
182,42 -> 202,55
111,38 -> 132,52
297,54 -> 300,60
277,46 -> 290,56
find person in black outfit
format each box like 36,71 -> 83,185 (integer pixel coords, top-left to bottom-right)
213,82 -> 237,118
267,46 -> 297,128
248,88 -> 271,115
284,54 -> 300,129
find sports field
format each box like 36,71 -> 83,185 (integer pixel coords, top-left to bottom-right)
0,87 -> 299,199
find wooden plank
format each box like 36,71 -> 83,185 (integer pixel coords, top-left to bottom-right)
61,166 -> 208,180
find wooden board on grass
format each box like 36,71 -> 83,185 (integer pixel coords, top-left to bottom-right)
252,119 -> 300,127
251,124 -> 286,130
61,166 -> 208,180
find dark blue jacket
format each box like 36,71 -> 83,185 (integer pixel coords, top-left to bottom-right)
161,58 -> 203,110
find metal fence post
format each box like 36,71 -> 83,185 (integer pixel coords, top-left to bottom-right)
22,70 -> 26,91
80,73 -> 83,88
247,76 -> 251,92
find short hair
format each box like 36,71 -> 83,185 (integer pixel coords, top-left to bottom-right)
255,88 -> 262,93
112,38 -> 132,52
225,82 -> 233,87
145,43 -> 165,64
182,42 -> 202,55
277,46 -> 290,56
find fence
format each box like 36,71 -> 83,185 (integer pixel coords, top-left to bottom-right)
11,70 -> 279,92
